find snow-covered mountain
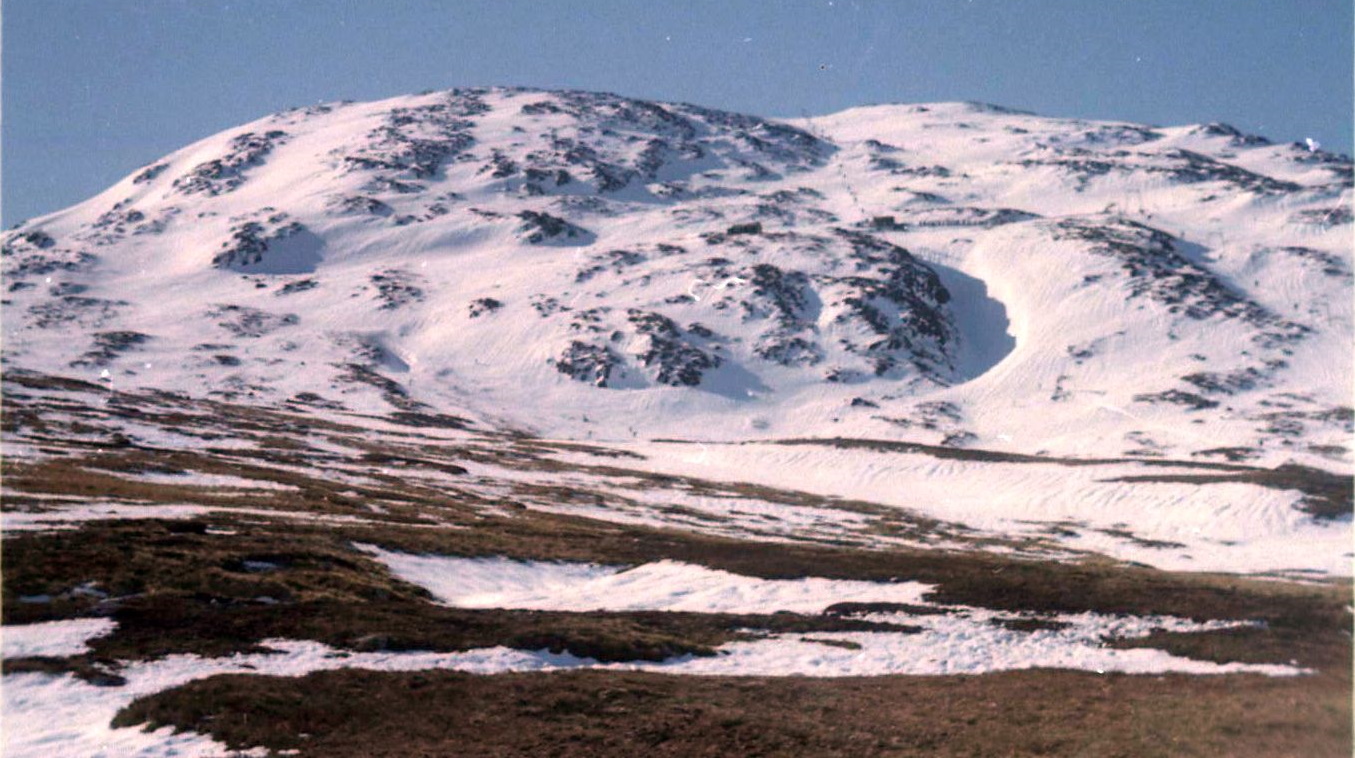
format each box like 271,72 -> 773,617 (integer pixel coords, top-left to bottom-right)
3,88 -> 1352,757
3,87 -> 1351,468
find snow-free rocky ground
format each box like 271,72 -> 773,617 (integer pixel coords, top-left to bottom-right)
2,87 -> 1351,756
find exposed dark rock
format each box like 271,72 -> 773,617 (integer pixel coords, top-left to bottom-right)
1069,124 -> 1162,146
481,150 -> 518,179
47,282 -> 88,297
28,296 -> 126,329
941,431 -> 978,447
825,230 -> 955,379
508,91 -> 829,199
334,363 -> 425,412
339,92 -> 486,186
328,195 -> 393,217
530,296 -> 568,318
1272,246 -> 1351,279
1192,122 -> 1271,146
627,309 -> 721,387
1018,154 -> 1123,190
369,270 -> 425,310
468,297 -> 503,318
1289,207 -> 1353,227
0,240 -> 97,278
1051,218 -> 1307,348
212,212 -> 319,273
904,207 -> 1039,228
890,164 -> 951,178
70,331 -> 152,368
515,211 -> 590,244
552,340 -> 621,387
206,305 -> 299,338
574,250 -> 645,283
1192,447 -> 1259,462
1180,369 -> 1263,395
1133,390 -> 1220,410
1154,149 -> 1301,194
132,163 -> 169,184
277,279 -> 318,296
174,130 -> 288,196
20,230 -> 56,249
741,263 -> 822,368
567,307 -> 613,336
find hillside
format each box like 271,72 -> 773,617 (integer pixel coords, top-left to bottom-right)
2,88 -> 1351,757
3,87 -> 1350,464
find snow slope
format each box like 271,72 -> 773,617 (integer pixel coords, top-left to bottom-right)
619,440 -> 1353,575
3,87 -> 1349,469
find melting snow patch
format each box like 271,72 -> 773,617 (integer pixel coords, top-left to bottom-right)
354,545 -> 932,614
730,608 -> 1273,677
98,469 -> 302,493
0,503 -> 241,533
2,618 -> 116,659
357,546 -> 1310,679
1,504 -> 391,534
1,630 -> 580,758
627,628 -> 1302,678
116,471 -> 301,491
1,600 -> 1307,756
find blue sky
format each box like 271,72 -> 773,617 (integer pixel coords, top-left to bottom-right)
4,0 -> 1351,226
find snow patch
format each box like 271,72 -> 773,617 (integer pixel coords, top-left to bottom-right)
358,548 -> 1307,676
0,609 -> 1307,757
2,618 -> 116,659
355,547 -> 932,614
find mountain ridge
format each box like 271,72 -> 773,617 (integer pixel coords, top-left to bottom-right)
3,85 -> 1350,469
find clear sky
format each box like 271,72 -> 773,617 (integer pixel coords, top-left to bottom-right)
4,0 -> 1351,226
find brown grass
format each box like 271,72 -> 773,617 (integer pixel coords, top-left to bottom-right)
3,370 -> 1351,756
4,506 -> 1349,682
112,667 -> 1352,757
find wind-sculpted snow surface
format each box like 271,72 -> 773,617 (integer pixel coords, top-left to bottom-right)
0,88 -> 1349,468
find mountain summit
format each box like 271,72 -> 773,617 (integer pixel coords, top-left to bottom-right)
3,87 -> 1350,465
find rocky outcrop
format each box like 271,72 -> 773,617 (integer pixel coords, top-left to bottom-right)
627,309 -> 721,387
516,211 -> 591,244
174,130 -> 288,196
553,340 -> 621,387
